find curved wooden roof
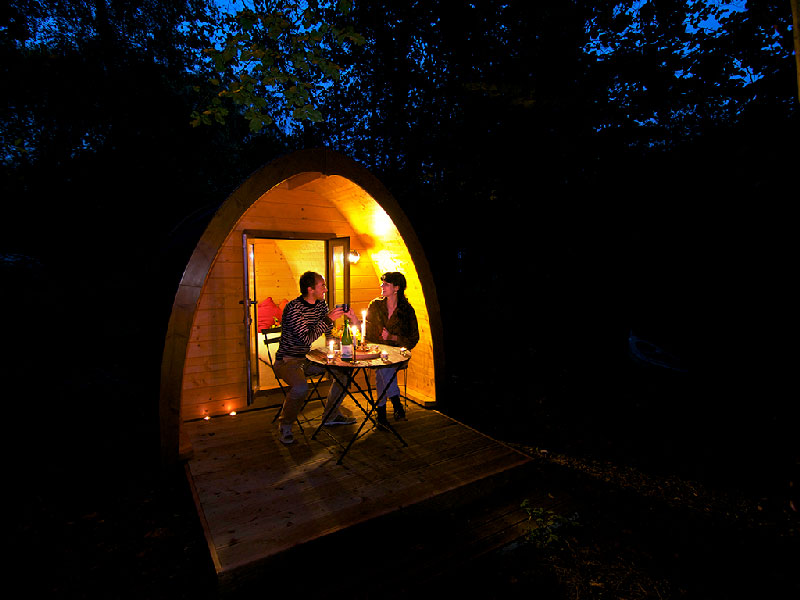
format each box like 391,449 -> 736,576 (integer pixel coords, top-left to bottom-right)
159,148 -> 444,465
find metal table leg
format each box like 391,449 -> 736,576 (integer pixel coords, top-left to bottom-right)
311,363 -> 408,464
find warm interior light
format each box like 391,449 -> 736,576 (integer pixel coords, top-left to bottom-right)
348,249 -> 360,264
229,411 -> 237,416
372,249 -> 399,274
372,207 -> 394,237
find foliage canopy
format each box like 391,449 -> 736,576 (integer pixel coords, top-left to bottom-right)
189,0 -> 365,132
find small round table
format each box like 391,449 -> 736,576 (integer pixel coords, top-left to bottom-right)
306,343 -> 410,464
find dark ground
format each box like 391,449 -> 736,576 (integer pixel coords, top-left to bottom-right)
9,339 -> 798,599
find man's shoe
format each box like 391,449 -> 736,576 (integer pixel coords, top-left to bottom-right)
324,413 -> 357,426
278,424 -> 294,445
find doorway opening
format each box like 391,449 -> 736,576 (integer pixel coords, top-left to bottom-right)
243,232 -> 350,402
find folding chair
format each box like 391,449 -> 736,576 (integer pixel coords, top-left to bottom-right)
258,327 -> 327,429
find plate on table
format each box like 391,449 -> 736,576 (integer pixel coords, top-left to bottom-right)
355,346 -> 382,360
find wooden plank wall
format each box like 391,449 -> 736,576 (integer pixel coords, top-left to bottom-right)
320,176 -> 436,405
253,238 -> 302,307
181,176 -> 437,421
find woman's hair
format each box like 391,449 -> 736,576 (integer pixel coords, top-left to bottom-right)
381,272 -> 408,303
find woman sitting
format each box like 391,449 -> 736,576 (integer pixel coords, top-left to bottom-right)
364,272 -> 419,426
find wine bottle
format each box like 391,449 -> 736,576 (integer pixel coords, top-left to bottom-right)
341,318 -> 354,361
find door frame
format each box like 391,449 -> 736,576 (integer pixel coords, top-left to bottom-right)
241,230 -> 349,404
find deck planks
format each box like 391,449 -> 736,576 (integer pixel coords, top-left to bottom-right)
183,400 -> 533,583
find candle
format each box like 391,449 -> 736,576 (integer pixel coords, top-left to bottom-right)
361,310 -> 366,344
329,340 -> 334,353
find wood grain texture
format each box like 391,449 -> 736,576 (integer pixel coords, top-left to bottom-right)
183,401 -> 531,580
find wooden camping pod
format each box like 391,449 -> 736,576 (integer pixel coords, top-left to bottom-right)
160,148 -> 444,465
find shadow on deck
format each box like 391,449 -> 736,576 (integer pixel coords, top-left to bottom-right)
181,398 -> 555,597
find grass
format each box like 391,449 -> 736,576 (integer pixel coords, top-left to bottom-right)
436,352 -> 799,599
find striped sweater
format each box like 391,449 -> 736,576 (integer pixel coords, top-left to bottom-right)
275,296 -> 332,360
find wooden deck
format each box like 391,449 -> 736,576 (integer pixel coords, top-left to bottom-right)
182,396 -> 539,595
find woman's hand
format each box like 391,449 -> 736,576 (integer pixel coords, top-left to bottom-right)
381,327 -> 396,342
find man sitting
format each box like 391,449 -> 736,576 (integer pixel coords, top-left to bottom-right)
273,271 -> 356,444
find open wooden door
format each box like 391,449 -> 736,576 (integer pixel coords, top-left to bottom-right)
242,235 -> 259,406
327,237 -> 350,310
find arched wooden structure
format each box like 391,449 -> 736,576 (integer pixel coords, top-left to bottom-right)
160,148 -> 444,465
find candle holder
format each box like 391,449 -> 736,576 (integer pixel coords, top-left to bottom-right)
380,350 -> 389,362
326,353 -> 335,364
